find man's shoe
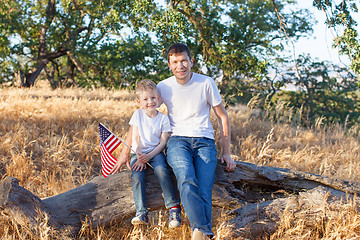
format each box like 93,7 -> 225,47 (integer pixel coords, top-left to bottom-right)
131,212 -> 149,225
169,207 -> 181,228
191,228 -> 210,240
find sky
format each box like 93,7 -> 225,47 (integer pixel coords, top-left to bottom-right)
292,0 -> 359,67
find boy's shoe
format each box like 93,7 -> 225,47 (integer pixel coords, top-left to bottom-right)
191,228 -> 210,240
131,212 -> 149,225
168,207 -> 181,228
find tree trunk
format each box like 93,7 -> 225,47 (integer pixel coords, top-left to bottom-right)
15,69 -> 25,87
1,161 -> 359,238
22,61 -> 49,87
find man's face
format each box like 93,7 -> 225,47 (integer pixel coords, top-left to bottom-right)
168,51 -> 193,84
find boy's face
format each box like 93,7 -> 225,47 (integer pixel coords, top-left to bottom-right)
137,89 -> 159,112
168,51 -> 193,84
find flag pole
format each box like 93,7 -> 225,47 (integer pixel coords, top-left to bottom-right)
96,120 -> 135,154
95,118 -> 153,169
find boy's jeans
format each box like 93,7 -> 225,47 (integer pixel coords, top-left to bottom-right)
131,152 -> 180,215
166,136 -> 218,235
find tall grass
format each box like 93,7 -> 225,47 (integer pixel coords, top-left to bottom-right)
1,83 -> 360,239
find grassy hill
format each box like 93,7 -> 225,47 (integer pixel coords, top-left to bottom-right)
1,83 -> 359,239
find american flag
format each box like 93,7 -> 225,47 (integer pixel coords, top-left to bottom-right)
99,123 -> 122,178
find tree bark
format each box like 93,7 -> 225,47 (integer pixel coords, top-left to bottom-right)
1,161 -> 359,238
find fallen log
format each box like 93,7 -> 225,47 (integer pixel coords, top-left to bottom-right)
225,185 -> 360,239
0,166 -> 163,234
1,161 -> 360,238
214,162 -> 360,238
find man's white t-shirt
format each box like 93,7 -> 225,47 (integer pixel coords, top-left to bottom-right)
157,73 -> 222,139
129,109 -> 171,154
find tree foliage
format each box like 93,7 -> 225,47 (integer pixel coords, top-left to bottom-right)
274,55 -> 359,126
0,0 -> 137,87
0,0 -> 359,126
313,0 -> 360,75
0,0 -> 314,90
162,0 -> 313,104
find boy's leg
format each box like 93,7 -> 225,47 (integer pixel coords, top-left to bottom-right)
166,136 -> 213,236
130,154 -> 148,216
150,152 -> 180,208
150,152 -> 181,228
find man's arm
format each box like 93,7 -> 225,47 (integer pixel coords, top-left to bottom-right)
109,126 -> 132,174
212,103 -> 236,171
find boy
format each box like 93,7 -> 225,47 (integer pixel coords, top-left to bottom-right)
129,79 -> 181,228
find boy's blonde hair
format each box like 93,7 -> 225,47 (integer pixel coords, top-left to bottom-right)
136,79 -> 158,97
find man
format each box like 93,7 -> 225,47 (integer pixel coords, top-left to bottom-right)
111,43 -> 236,240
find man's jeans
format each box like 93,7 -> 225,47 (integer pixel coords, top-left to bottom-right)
166,136 -> 218,235
131,152 -> 180,215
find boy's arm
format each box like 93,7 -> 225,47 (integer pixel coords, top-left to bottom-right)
212,102 -> 236,171
131,125 -> 148,171
109,126 -> 132,174
138,132 -> 169,163
132,125 -> 142,154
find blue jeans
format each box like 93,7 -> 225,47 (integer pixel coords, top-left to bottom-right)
166,136 -> 218,235
131,152 -> 180,215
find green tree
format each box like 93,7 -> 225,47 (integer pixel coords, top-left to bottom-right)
79,34 -> 171,89
2,0 -> 348,98
313,0 -> 360,75
161,0 -> 314,104
0,0 -> 135,88
276,55 -> 360,126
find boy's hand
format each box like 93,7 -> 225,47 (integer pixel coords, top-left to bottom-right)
137,153 -> 149,164
132,160 -> 147,172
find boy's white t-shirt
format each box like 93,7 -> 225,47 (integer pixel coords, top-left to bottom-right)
157,73 -> 222,139
129,109 -> 171,154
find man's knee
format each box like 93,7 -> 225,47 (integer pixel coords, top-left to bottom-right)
178,177 -> 198,191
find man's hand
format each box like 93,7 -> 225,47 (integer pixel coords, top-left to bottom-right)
131,160 -> 147,172
212,103 -> 235,172
221,153 -> 236,172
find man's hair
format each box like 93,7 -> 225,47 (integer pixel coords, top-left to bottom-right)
167,43 -> 192,62
136,79 -> 158,97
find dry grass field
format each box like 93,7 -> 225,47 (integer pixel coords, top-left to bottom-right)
1,82 -> 360,239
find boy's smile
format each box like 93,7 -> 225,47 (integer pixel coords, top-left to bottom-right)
137,89 -> 159,118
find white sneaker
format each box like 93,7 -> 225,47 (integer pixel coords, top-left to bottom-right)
169,207 -> 181,228
131,213 -> 149,225
191,228 -> 210,240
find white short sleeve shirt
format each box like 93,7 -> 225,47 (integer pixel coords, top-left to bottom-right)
157,73 -> 222,139
129,109 -> 171,153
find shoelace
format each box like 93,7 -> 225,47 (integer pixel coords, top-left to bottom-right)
171,211 -> 178,220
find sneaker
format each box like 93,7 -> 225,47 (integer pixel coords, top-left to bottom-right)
131,212 -> 149,225
191,229 -> 211,240
168,207 -> 181,228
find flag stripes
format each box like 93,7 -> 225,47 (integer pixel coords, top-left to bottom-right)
104,135 -> 121,153
99,123 -> 122,178
100,144 -> 118,177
